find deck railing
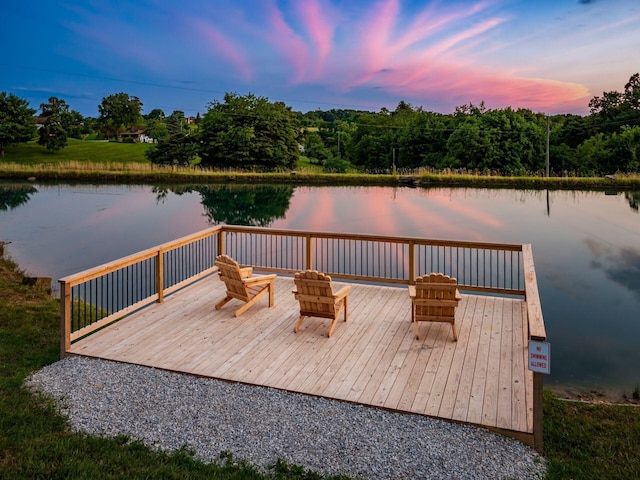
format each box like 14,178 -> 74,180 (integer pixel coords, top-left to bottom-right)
60,224 -> 545,349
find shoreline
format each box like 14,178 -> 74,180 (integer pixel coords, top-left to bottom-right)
548,384 -> 640,406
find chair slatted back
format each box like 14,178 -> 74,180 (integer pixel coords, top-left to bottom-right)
294,270 -> 338,319
216,254 -> 250,302
413,273 -> 459,322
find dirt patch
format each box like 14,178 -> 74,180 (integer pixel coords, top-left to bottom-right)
549,385 -> 640,406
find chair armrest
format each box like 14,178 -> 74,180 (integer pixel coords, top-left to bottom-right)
244,273 -> 277,286
333,285 -> 351,300
239,266 -> 253,278
455,289 -> 462,301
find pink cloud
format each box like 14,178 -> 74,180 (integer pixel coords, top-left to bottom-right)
193,21 -> 253,81
319,0 -> 588,113
263,2 -> 309,84
295,0 -> 336,78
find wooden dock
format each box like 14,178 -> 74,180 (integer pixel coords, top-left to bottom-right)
69,274 -> 534,446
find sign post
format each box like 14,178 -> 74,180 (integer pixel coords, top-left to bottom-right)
528,340 -> 550,454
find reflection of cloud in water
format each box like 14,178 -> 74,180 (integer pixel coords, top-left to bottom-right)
544,265 -> 596,302
585,238 -> 640,301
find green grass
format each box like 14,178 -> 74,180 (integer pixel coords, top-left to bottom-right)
2,244 -> 640,478
3,138 -> 151,165
543,391 -> 640,479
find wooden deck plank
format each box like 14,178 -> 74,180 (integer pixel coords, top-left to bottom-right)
523,301 -> 534,433
497,298 -> 515,430
314,287 -> 401,401
419,295 -> 474,416
480,297 -> 504,427
465,297 -> 496,424
425,295 -> 479,418
359,299 -> 415,406
332,291 -> 408,403
68,276 -> 534,443
450,295 -> 487,422
511,298 -> 528,433
294,284 -> 391,397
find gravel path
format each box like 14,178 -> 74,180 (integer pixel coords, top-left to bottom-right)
26,356 -> 545,479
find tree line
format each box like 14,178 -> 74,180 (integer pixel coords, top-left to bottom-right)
1,73 -> 639,175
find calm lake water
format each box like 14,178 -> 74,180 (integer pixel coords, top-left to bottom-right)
1,182 -> 639,393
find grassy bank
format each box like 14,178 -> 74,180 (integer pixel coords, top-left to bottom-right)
1,247 -> 639,479
2,141 -> 640,189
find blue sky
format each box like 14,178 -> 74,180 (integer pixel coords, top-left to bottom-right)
2,0 -> 639,117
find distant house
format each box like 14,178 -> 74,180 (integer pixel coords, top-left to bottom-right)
118,127 -> 145,142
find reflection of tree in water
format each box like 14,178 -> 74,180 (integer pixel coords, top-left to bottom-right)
0,184 -> 38,211
624,191 -> 640,212
152,184 -> 294,226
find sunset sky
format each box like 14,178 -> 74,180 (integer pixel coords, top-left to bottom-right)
2,0 -> 639,117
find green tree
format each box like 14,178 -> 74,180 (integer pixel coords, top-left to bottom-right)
397,112 -> 452,169
145,108 -> 165,121
445,115 -> 491,170
199,93 -> 299,171
589,72 -> 640,133
303,130 -> 330,164
38,97 -> 69,152
97,92 -> 143,140
62,109 -> 84,139
445,108 -> 544,174
0,92 -> 36,157
605,125 -> 640,172
145,132 -> 198,166
144,118 -> 168,142
166,110 -> 185,136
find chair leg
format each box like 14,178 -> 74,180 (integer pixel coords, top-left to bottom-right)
294,315 -> 306,333
343,296 -> 348,322
268,282 -> 274,307
235,298 -> 258,317
414,319 -> 420,340
451,322 -> 458,342
327,317 -> 339,337
215,296 -> 232,310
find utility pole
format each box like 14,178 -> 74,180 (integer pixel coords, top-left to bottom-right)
392,147 -> 396,175
546,116 -> 550,177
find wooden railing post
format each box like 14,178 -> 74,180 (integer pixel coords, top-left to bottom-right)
217,230 -> 225,257
305,235 -> 313,270
408,241 -> 415,284
59,280 -> 71,358
533,372 -> 544,454
156,249 -> 164,303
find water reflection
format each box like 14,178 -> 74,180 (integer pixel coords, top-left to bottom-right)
0,184 -> 38,211
153,184 -> 294,226
586,239 -> 640,301
625,191 -> 640,212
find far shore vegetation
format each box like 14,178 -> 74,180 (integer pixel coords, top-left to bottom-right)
2,140 -> 640,190
1,245 -> 639,479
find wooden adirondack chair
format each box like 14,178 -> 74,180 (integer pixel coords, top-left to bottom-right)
409,273 -> 462,341
214,255 -> 276,317
292,270 -> 351,337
